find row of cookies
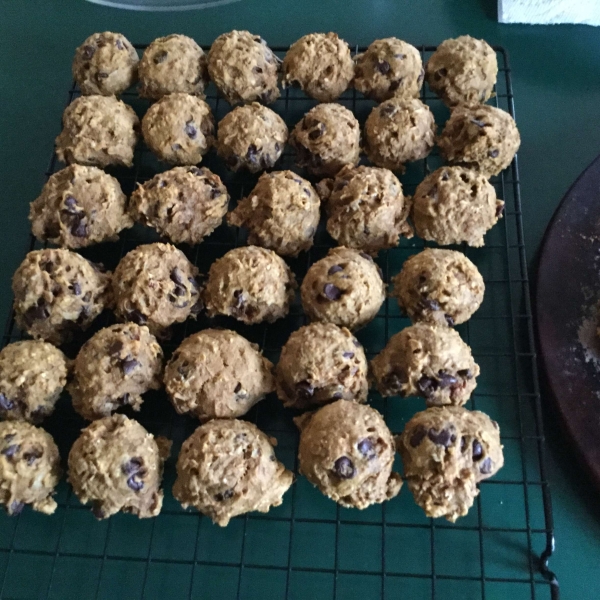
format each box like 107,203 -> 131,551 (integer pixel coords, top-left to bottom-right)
54,91 -> 520,179
30,163 -> 504,256
73,31 -> 497,109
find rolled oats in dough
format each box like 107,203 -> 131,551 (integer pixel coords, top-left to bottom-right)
227,170 -> 320,257
173,419 -> 293,526
295,400 -> 402,509
164,329 -> 274,421
391,248 -> 484,327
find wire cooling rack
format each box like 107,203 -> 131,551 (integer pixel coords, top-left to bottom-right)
0,45 -> 558,600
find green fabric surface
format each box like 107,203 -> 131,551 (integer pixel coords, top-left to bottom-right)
1,0 -> 600,598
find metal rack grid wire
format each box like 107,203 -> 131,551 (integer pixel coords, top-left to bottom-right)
0,44 -> 559,600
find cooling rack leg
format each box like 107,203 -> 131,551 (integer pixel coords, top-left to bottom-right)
539,534 -> 560,599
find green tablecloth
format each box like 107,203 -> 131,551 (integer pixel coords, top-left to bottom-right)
1,0 -> 600,598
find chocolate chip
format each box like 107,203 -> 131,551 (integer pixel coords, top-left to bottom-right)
460,436 -> 467,452
333,456 -> 355,479
438,371 -> 458,388
417,376 -> 438,398
215,489 -> 234,501
296,380 -> 314,399
0,394 -> 15,411
81,45 -> 95,60
232,289 -> 245,311
120,393 -> 132,406
480,457 -> 493,474
70,215 -> 89,238
328,265 -> 344,275
308,123 -> 325,140
109,340 -> 124,356
121,358 -> 141,376
383,372 -> 403,393
376,60 -> 391,74
380,103 -> 396,116
128,310 -> 147,326
357,439 -> 376,459
488,149 -> 499,158
445,314 -> 455,327
246,144 -> 259,164
96,72 -> 108,80
234,382 -> 242,393
1,444 -> 20,458
436,67 -> 447,78
418,67 -> 425,82
24,302 -> 50,325
253,66 -> 263,74
331,391 -> 343,400
359,252 -> 373,262
154,50 -> 168,64
388,80 -> 401,92
127,474 -> 144,492
472,439 -> 484,461
470,118 -> 486,128
115,39 -> 125,50
427,428 -> 455,447
185,120 -> 197,140
190,300 -> 203,315
122,457 -> 143,475
457,369 -> 473,379
70,282 -> 82,296
419,297 -> 441,312
441,171 -> 449,181
82,291 -> 92,303
496,204 -> 505,218
92,502 -> 105,519
76,305 -> 91,325
342,351 -> 354,359
353,338 -> 362,348
395,53 -> 407,59
4,434 -> 14,442
9,501 -> 24,516
23,448 -> 43,466
172,143 -> 183,152
63,195 -> 79,213
170,268 -> 186,286
323,283 -> 342,301
172,285 -> 186,297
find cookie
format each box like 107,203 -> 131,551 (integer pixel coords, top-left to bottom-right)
68,323 -> 163,421
142,93 -> 215,165
112,243 -> 201,337
275,323 -> 368,409
391,249 -> 484,327
138,34 -> 208,99
207,30 -> 280,105
129,166 -> 229,245
282,33 -> 354,102
30,165 -> 133,248
0,421 -> 61,516
173,419 -> 293,526
68,414 -> 170,519
165,329 -> 274,421
295,400 -> 402,509
301,247 -> 385,330
425,36 -> 497,107
397,406 -> 503,521
370,323 -> 479,406
12,249 -> 112,345
354,38 -> 423,102
290,103 -> 361,177
73,32 -> 139,96
227,171 -> 320,257
364,97 -> 436,171
0,341 -> 68,424
55,95 -> 139,168
411,166 -> 504,247
216,103 -> 288,173
319,164 -> 412,256
437,104 -> 521,177
203,246 -> 296,325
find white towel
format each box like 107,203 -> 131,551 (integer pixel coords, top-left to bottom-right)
498,0 -> 600,25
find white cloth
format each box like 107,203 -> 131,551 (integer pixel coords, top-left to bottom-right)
498,0 -> 600,25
